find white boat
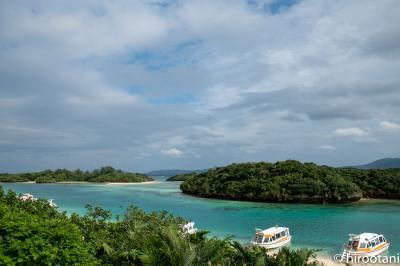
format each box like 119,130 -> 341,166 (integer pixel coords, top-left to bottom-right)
181,221 -> 198,235
250,226 -> 292,249
19,193 -> 38,201
48,199 -> 58,208
340,233 -> 390,261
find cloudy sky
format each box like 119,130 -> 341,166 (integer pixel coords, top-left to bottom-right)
1,0 -> 400,173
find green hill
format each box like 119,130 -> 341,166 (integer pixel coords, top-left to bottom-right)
0,166 -> 153,183
347,157 -> 400,169
180,160 -> 400,204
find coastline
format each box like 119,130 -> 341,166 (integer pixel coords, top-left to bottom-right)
358,198 -> 400,204
315,255 -> 338,266
316,255 -> 391,266
105,180 -> 159,185
1,180 -> 158,185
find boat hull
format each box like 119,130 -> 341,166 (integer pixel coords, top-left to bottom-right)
347,243 -> 390,257
251,236 -> 291,249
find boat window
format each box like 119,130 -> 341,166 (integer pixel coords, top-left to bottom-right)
276,233 -> 281,239
359,243 -> 366,249
367,242 -> 371,248
263,237 -> 270,243
371,240 -> 376,247
281,231 -> 286,237
272,235 -> 276,241
254,235 -> 262,243
379,237 -> 384,243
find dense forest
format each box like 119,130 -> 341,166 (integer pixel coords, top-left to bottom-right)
180,160 -> 400,204
0,186 -> 322,265
0,166 -> 152,183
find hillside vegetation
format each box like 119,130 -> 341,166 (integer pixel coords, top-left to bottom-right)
180,160 -> 400,204
0,186 -> 322,265
167,172 -> 198,181
0,166 -> 152,183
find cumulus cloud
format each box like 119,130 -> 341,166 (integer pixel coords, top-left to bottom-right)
380,121 -> 400,133
162,148 -> 184,157
333,127 -> 367,137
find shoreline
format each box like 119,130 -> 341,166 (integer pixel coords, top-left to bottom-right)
179,191 -> 400,205
315,254 -> 392,266
1,180 -> 158,185
2,181 -> 400,204
105,180 -> 159,185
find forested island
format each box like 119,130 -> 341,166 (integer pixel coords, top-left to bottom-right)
167,172 -> 198,181
0,186 -> 321,265
179,160 -> 400,204
0,166 -> 153,183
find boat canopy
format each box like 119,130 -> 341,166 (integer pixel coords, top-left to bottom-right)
256,226 -> 288,237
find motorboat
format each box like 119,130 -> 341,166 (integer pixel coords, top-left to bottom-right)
340,233 -> 390,261
19,193 -> 38,201
250,226 -> 291,249
48,199 -> 58,208
181,221 -> 198,235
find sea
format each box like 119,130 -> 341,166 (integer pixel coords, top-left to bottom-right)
2,179 -> 400,257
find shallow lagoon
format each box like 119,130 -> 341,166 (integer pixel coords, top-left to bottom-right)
2,181 -> 400,256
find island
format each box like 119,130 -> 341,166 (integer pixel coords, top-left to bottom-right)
179,160 -> 400,204
0,166 -> 153,183
166,172 -> 198,181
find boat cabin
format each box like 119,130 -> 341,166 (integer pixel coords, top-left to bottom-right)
253,226 -> 290,244
19,193 -> 37,201
346,233 -> 387,251
181,221 -> 198,235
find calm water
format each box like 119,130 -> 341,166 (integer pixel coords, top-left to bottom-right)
2,181 -> 400,256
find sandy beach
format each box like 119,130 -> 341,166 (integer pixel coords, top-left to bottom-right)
3,180 -> 159,185
105,180 -> 159,185
316,255 -> 397,266
316,256 -> 339,266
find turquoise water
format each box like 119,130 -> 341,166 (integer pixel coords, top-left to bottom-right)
2,181 -> 400,256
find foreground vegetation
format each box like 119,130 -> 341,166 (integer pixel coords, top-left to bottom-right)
0,166 -> 152,183
180,160 -> 400,204
0,186 -> 322,265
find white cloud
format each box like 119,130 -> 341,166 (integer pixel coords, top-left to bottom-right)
380,121 -> 400,133
317,145 -> 336,151
333,127 -> 367,137
162,148 -> 184,157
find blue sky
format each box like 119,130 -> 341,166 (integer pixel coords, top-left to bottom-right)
0,0 -> 400,172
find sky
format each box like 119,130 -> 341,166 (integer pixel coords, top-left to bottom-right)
0,0 -> 400,173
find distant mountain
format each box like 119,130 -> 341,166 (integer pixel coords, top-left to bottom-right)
146,169 -> 207,177
346,158 -> 400,169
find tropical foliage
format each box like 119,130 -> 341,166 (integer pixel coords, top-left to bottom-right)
180,160 -> 400,203
0,186 -> 322,265
0,166 -> 152,183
